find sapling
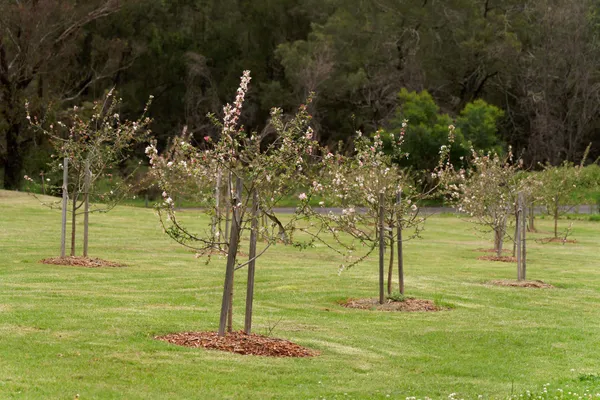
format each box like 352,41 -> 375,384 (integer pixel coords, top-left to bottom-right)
148,71 -> 319,336
25,90 -> 152,258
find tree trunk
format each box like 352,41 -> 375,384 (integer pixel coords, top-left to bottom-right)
70,189 -> 79,257
244,189 -> 259,334
516,194 -> 522,281
396,191 -> 404,295
528,202 -> 535,232
60,158 -> 69,258
378,193 -> 385,304
3,120 -> 25,190
218,177 -> 243,337
554,197 -> 559,238
387,235 -> 394,296
522,194 -> 527,280
83,160 -> 91,257
494,219 -> 505,258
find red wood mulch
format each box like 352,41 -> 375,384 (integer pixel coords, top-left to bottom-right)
40,256 -> 125,268
477,255 -> 517,263
156,331 -> 319,358
475,248 -> 511,253
340,298 -> 445,312
489,279 -> 554,289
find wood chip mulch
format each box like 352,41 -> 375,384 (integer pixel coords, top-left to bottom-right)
489,279 -> 554,289
155,331 -> 319,357
40,256 -> 125,268
340,298 -> 445,312
477,255 -> 517,262
475,248 -> 510,253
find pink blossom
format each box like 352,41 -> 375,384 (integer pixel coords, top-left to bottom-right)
298,193 -> 307,201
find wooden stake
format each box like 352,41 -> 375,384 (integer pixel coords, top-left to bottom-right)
244,189 -> 259,334
521,193 -> 527,280
516,193 -> 522,281
396,191 -> 404,295
83,159 -> 91,257
378,193 -> 385,304
60,158 -> 69,258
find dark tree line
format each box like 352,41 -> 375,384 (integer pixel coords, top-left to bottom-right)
2,0 -> 599,190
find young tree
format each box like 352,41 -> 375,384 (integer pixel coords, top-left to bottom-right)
25,90 -> 152,258
147,71 -> 318,336
535,156 -> 597,239
443,148 -> 522,258
299,123 -> 453,302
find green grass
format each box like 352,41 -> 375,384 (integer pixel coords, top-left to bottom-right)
1,190 -> 600,399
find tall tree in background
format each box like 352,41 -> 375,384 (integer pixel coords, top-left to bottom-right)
517,0 -> 600,164
0,0 -> 124,190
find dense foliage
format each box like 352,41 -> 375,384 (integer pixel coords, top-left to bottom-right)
2,0 -> 600,189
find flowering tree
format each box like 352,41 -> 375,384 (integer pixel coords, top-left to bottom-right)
442,148 -> 522,258
299,123 -> 453,303
535,152 -> 597,239
147,71 -> 318,336
25,90 -> 152,258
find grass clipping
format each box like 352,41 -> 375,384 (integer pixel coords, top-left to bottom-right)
40,256 -> 125,268
156,331 -> 318,357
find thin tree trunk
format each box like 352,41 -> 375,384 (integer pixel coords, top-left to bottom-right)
554,197 -> 559,238
387,235 -> 394,296
378,193 -> 385,304
227,274 -> 234,333
522,194 -> 527,280
512,215 -> 518,258
213,169 -> 221,241
528,202 -> 535,232
218,177 -> 243,337
83,160 -> 91,257
41,172 -> 46,195
516,194 -> 522,281
397,191 -> 404,295
60,158 -> 69,258
495,223 -> 504,258
70,189 -> 79,257
244,189 -> 259,334
3,119 -> 25,190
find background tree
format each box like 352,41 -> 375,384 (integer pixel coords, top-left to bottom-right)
443,148 -> 522,258
25,90 -> 152,258
0,0 -> 128,190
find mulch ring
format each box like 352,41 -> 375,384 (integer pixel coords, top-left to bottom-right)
475,248 -> 511,254
156,331 -> 318,358
477,255 -> 517,263
340,298 -> 445,312
40,256 -> 125,268
489,279 -> 554,289
538,237 -> 577,244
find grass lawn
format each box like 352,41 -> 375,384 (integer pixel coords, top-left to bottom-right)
1,190 -> 600,399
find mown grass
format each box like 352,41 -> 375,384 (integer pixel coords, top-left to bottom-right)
1,190 -> 600,399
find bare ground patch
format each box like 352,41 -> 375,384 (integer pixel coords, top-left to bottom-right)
40,256 -> 125,268
489,279 -> 554,289
156,331 -> 318,357
340,298 -> 446,312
